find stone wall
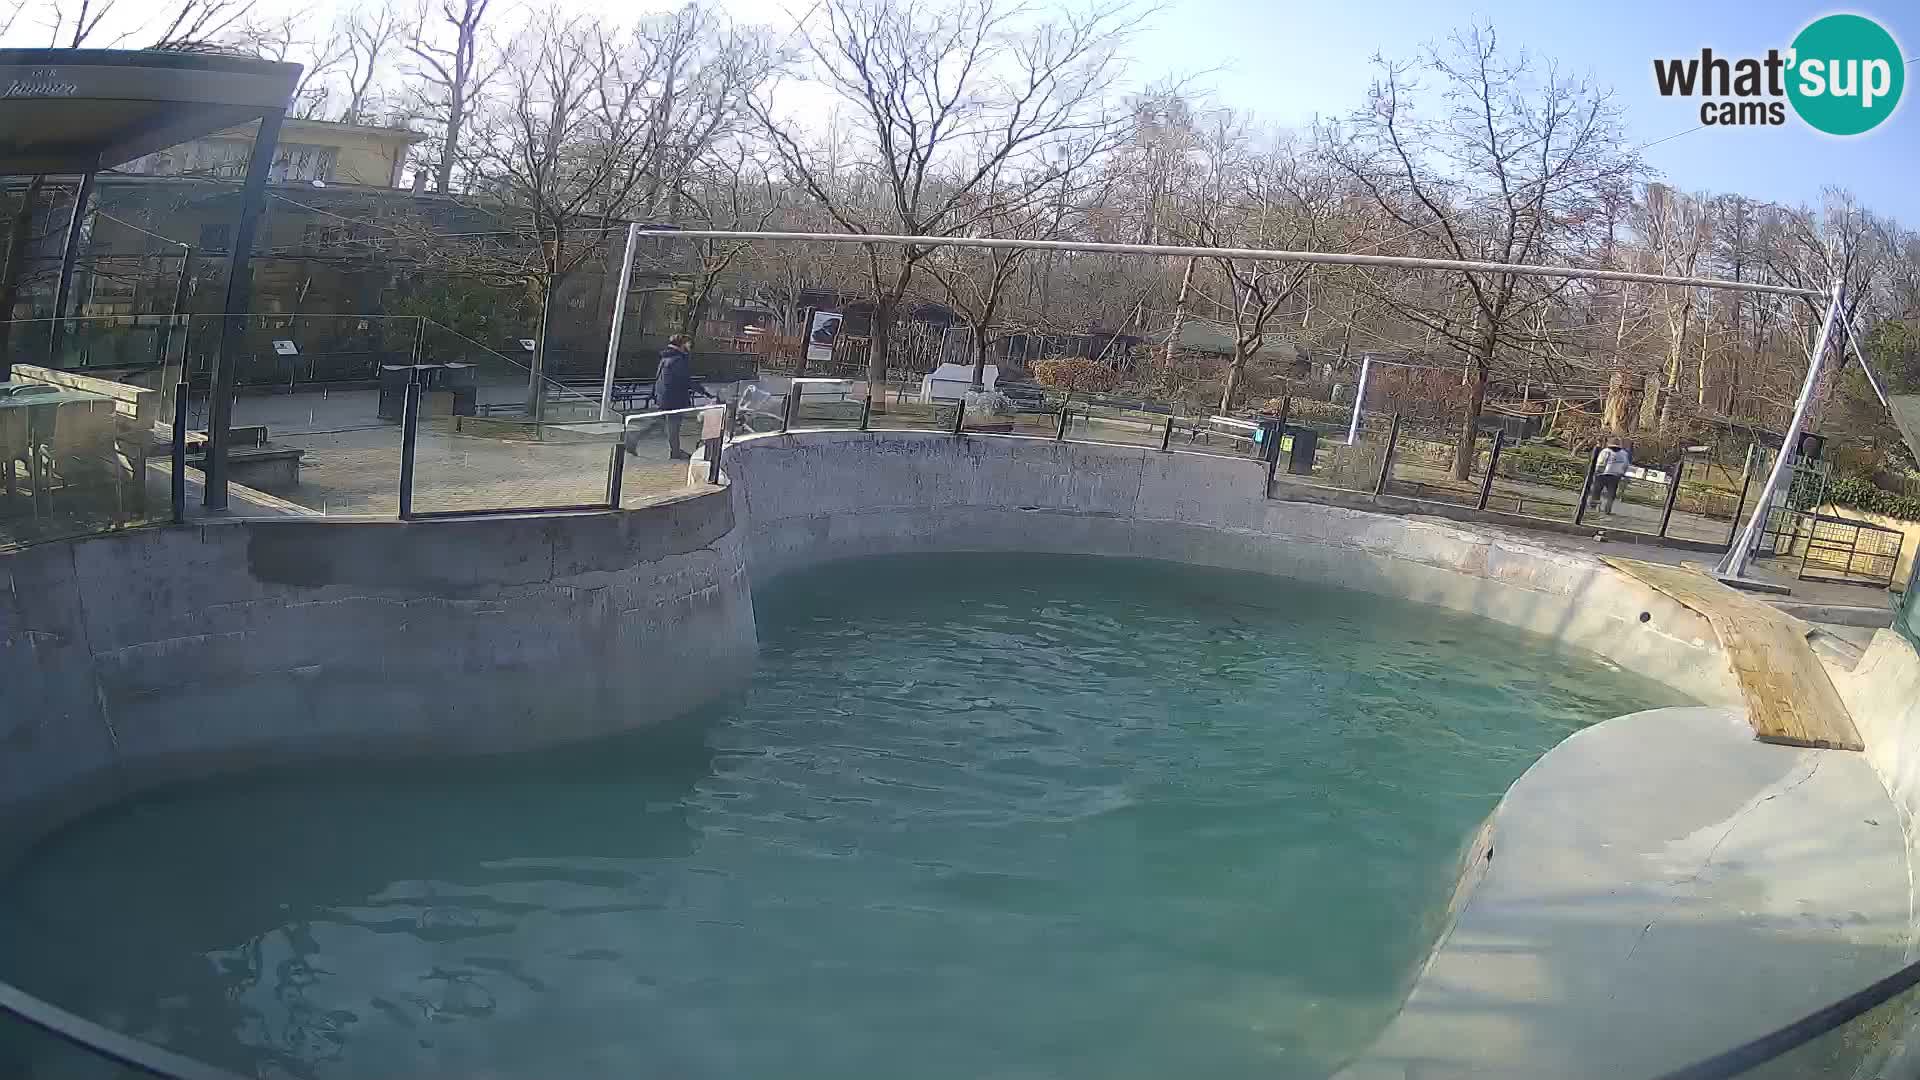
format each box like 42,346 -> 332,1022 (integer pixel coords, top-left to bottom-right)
0,489 -> 754,855
725,430 -> 1739,704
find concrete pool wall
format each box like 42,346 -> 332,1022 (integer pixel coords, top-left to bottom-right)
3,424 -> 1917,1075
725,430 -> 1740,705
0,488 -> 755,857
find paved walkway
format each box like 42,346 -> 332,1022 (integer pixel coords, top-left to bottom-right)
229,389 -> 709,516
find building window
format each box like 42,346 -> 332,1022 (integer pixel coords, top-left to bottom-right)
199,224 -> 231,252
271,145 -> 338,183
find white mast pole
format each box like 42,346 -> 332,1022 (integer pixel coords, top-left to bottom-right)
1716,280 -> 1845,582
599,222 -> 641,422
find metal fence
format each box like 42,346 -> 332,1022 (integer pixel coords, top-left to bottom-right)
1264,410 -> 1761,551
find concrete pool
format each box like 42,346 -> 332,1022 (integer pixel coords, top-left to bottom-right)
0,553 -> 1691,1078
1,428 -> 1914,1078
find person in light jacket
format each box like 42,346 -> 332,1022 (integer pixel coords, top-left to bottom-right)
1590,441 -> 1631,515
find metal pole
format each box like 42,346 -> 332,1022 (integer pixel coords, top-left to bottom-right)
1726,443 -> 1757,550
599,222 -> 640,421
637,230 -> 1826,299
859,393 -> 872,431
205,109 -> 284,510
1717,280 -> 1845,581
49,171 -> 96,361
1659,457 -> 1684,537
1160,415 -> 1174,451
154,246 -> 193,369
1575,447 -> 1601,526
170,386 -> 187,524
398,378 -> 420,519
1056,406 -> 1070,441
605,441 -> 625,508
781,384 -> 797,433
951,396 -> 967,436
1477,430 -> 1504,511
1375,413 -> 1402,496
707,430 -> 723,485
1347,354 -> 1371,445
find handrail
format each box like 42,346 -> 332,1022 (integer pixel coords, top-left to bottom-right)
0,978 -> 248,1080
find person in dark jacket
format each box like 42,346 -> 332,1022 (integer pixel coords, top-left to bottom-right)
652,335 -> 709,459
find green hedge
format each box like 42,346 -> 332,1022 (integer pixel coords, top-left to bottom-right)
1826,472 -> 1920,522
1499,444 -> 1589,488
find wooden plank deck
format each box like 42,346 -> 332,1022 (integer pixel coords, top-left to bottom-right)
1602,557 -> 1863,751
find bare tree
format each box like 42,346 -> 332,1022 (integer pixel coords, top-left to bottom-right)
340,1 -> 403,125
1328,24 -> 1638,478
463,13 -> 653,417
751,0 -> 1138,397
405,0 -> 497,193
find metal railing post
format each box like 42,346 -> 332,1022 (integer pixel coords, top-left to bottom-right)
605,440 -> 625,508
1476,430 -> 1504,511
951,397 -> 966,436
1056,406 -> 1070,441
398,379 -> 420,519
1160,415 -> 1174,451
708,424 -> 724,485
1574,446 -> 1602,526
781,385 -> 798,433
1659,457 -> 1684,537
1374,413 -> 1402,496
859,394 -> 872,431
1726,443 -> 1757,550
170,384 -> 187,524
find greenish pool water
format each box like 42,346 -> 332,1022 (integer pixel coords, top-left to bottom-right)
0,554 -> 1685,1079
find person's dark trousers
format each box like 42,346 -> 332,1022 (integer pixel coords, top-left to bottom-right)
1596,474 -> 1621,513
666,413 -> 686,457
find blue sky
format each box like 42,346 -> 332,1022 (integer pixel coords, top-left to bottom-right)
1155,0 -> 1917,224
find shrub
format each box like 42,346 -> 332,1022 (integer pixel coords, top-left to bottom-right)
1032,357 -> 1119,394
1826,471 -> 1920,522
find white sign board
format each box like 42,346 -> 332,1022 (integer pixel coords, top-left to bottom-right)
805,310 -> 841,365
271,339 -> 298,356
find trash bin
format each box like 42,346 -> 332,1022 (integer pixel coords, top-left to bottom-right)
443,363 -> 479,417
1254,417 -> 1286,464
1285,426 -> 1318,474
376,365 -> 411,421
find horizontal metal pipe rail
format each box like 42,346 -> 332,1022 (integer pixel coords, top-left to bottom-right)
637,230 -> 1825,299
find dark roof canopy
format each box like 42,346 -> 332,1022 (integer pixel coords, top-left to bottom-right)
0,49 -> 300,175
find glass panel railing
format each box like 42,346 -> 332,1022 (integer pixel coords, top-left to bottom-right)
787,377 -> 864,430
408,407 -> 621,516
619,404 -> 727,508
867,384 -> 954,432
1062,405 -> 1170,448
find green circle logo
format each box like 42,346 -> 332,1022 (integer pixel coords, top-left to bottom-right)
1787,14 -> 1904,135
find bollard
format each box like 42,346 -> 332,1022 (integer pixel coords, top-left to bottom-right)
398,380 -> 420,519
605,440 -> 625,507
1574,446 -> 1602,526
1476,430 -> 1505,511
1374,414 -> 1402,496
1726,443 -> 1757,550
1161,416 -> 1175,451
1659,457 -> 1684,537
1056,406 -> 1070,441
170,385 -> 188,524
